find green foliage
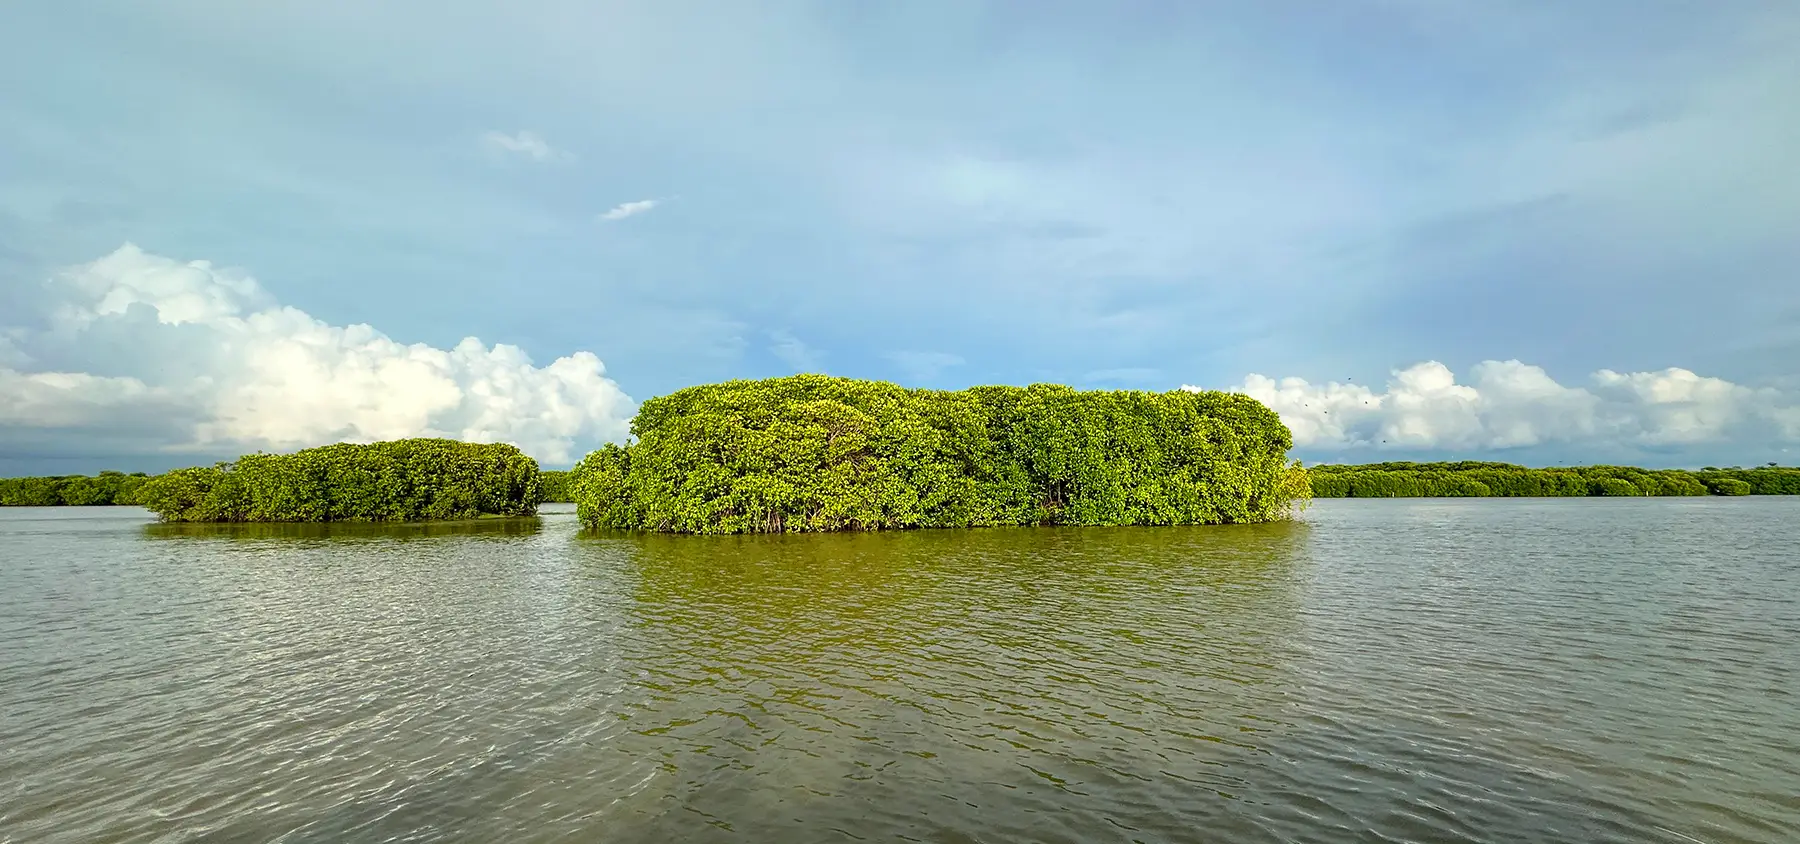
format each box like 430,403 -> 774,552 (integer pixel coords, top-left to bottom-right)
1308,462 -> 1796,498
540,470 -> 575,503
135,439 -> 541,523
572,375 -> 1307,533
1590,477 -> 1640,497
1703,477 -> 1752,496
0,476 -> 60,506
0,471 -> 151,506
1695,466 -> 1800,495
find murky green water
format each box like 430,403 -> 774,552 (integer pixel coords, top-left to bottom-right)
2,499 -> 1796,843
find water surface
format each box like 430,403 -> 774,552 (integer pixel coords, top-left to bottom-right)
1,499 -> 1796,843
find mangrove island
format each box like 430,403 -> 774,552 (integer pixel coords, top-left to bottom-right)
568,375 -> 1309,533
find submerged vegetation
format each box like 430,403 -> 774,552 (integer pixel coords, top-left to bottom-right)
570,375 -> 1308,534
135,439 -> 541,523
1308,462 -> 1800,498
0,471 -> 152,506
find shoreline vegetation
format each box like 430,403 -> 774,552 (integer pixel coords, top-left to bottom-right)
569,375 -> 1308,533
0,471 -> 152,506
1308,461 -> 1797,498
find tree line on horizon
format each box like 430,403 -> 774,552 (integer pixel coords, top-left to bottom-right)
1306,461 -> 1798,498
541,470 -> 573,503
0,471 -> 154,507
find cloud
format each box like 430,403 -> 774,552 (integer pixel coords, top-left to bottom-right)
1186,360 -> 1800,455
0,369 -> 179,430
0,245 -> 634,464
767,329 -> 822,372
885,350 -> 964,383
480,130 -> 571,162
598,199 -> 661,221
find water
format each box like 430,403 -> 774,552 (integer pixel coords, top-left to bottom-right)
2,499 -> 1796,844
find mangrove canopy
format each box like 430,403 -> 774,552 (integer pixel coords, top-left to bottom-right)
570,375 -> 1309,533
137,439 -> 541,522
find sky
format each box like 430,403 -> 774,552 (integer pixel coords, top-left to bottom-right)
2,0 -> 1796,473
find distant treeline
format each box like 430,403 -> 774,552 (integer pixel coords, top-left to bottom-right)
541,470 -> 574,503
571,375 -> 1307,534
1308,462 -> 1799,498
0,471 -> 153,506
136,439 -> 542,522
5,466 -> 583,507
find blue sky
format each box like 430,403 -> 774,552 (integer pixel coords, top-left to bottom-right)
2,1 -> 1797,472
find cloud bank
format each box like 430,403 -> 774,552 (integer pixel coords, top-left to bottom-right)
1188,361 -> 1800,458
1,245 -> 633,464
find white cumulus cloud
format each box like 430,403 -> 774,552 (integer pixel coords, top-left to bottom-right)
598,199 -> 660,221
480,130 -> 571,162
1,245 -> 634,464
1186,360 -> 1800,454
0,369 -> 171,429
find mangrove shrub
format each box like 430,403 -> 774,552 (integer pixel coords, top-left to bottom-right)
571,375 -> 1308,533
137,439 -> 541,522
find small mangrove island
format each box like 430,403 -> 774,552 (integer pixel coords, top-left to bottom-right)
135,439 -> 541,523
568,375 -> 1309,533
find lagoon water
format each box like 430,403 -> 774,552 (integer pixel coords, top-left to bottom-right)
2,499 -> 1797,844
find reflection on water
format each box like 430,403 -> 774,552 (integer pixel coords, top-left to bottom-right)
1,500 -> 1797,844
589,524 -> 1312,841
